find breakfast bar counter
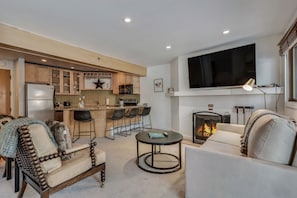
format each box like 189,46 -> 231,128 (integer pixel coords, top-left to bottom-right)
61,105 -> 144,138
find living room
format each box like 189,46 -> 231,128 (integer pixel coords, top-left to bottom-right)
1,1 -> 297,198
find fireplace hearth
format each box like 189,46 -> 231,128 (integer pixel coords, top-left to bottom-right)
192,111 -> 230,144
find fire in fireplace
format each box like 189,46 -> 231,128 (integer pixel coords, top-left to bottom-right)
193,111 -> 230,144
197,122 -> 217,138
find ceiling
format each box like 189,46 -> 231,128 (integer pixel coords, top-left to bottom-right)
1,0 -> 297,68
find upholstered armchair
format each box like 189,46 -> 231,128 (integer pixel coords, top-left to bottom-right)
15,123 -> 106,198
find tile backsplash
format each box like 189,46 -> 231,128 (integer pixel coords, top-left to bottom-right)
55,90 -> 139,107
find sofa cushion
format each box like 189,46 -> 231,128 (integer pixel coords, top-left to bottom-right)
216,123 -> 244,135
241,109 -> 279,155
201,140 -> 242,156
208,130 -> 241,147
46,147 -> 106,187
247,114 -> 296,165
28,124 -> 62,174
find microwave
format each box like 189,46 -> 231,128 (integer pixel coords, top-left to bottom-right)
119,84 -> 133,94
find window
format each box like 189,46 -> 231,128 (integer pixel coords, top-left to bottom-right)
289,44 -> 297,101
279,18 -> 297,103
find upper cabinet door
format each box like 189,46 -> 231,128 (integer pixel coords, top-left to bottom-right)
132,76 -> 140,94
51,69 -> 61,93
25,63 -> 50,84
73,72 -> 83,94
51,69 -> 82,95
112,72 -> 140,94
62,70 -> 71,94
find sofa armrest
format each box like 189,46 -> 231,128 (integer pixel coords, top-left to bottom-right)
216,123 -> 244,134
185,147 -> 297,198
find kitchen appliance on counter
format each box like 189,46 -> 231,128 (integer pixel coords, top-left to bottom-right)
119,84 -> 133,94
63,101 -> 71,107
25,83 -> 54,121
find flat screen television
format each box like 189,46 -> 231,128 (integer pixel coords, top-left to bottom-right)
188,44 -> 256,88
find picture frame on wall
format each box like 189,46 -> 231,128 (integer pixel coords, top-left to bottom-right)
154,78 -> 163,92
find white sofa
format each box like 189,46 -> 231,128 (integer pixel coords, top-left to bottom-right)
185,109 -> 297,198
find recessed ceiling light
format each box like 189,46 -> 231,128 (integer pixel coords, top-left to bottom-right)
41,59 -> 47,62
223,30 -> 230,35
124,17 -> 131,23
70,66 -> 75,69
166,45 -> 171,49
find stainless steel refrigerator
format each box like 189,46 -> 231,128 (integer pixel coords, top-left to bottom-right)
25,83 -> 54,121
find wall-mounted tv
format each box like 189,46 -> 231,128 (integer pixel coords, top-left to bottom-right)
188,44 -> 256,88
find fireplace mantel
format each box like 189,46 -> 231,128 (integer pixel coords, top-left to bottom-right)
166,87 -> 283,97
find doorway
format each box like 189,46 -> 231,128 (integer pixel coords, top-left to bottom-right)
0,69 -> 11,114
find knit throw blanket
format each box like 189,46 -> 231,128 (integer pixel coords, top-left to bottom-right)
0,117 -> 57,158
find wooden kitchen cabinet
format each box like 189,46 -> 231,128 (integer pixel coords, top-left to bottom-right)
132,75 -> 140,94
73,71 -> 83,94
51,68 -> 83,94
25,63 -> 50,84
51,69 -> 61,93
112,72 -> 124,94
54,110 -> 63,122
112,72 -> 140,94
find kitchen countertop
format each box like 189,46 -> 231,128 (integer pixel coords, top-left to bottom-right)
55,105 -> 145,111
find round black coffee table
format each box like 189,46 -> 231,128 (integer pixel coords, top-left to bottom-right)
135,130 -> 183,174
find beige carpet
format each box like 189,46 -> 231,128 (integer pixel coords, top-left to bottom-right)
0,133 -> 198,198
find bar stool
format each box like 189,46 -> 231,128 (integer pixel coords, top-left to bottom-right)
72,110 -> 96,142
139,107 -> 152,132
125,108 -> 139,135
105,108 -> 125,140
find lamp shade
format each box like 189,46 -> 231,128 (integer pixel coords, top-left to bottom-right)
242,78 -> 255,91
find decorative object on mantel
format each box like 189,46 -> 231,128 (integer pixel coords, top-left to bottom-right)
94,78 -> 105,89
167,87 -> 174,94
154,78 -> 163,92
242,78 -> 267,109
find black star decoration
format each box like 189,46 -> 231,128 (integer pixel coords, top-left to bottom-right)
94,78 -> 105,89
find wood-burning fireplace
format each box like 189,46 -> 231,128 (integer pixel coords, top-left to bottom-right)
192,111 -> 230,144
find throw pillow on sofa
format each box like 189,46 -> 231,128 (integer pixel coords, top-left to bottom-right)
247,114 -> 296,165
241,109 -> 281,155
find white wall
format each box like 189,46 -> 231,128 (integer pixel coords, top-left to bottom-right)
0,58 -> 25,117
140,64 -> 172,130
171,34 -> 284,139
140,34 -> 284,140
177,34 -> 282,92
